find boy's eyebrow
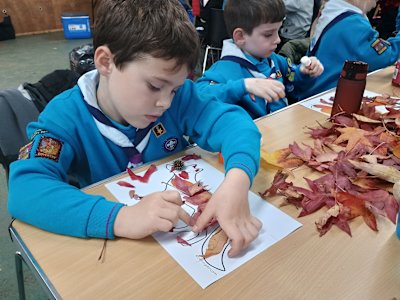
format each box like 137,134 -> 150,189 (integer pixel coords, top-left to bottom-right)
153,76 -> 173,85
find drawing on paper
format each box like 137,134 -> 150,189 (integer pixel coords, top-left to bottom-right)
106,154 -> 303,289
115,155 -> 230,271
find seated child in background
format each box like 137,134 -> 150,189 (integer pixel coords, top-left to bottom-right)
8,0 -> 262,257
196,0 -> 324,120
296,0 -> 400,101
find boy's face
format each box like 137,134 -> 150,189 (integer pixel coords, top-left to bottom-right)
241,22 -> 282,59
99,55 -> 189,128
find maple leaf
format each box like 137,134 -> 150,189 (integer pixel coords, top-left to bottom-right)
336,192 -> 378,232
261,148 -> 303,168
315,204 -> 352,237
333,127 -> 374,152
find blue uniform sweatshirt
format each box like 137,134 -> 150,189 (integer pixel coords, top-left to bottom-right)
8,71 -> 261,239
196,39 -> 305,119
296,12 -> 400,100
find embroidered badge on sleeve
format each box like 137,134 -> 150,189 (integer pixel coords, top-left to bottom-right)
18,142 -> 33,160
35,136 -> 63,162
371,38 -> 390,55
152,123 -> 166,138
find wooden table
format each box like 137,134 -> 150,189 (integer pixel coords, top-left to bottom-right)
10,67 -> 400,299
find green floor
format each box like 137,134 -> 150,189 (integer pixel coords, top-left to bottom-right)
0,31 -> 92,299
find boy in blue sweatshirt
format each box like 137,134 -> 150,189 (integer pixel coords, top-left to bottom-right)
297,0 -> 400,100
196,0 -> 324,119
8,0 -> 262,257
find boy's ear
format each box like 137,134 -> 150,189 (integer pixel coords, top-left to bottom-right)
94,46 -> 114,75
232,28 -> 247,46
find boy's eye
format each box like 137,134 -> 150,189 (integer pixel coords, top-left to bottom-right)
263,34 -> 273,38
171,89 -> 177,95
148,83 -> 161,91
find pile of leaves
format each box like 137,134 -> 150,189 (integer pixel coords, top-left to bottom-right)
260,96 -> 400,236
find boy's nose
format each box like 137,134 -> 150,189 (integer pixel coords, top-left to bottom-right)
156,94 -> 173,109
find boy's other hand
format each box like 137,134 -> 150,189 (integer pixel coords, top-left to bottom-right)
244,78 -> 286,102
113,190 -> 190,239
192,168 -> 262,257
300,56 -> 324,77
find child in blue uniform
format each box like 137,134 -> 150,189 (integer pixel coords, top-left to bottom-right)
196,0 -> 324,119
8,0 -> 262,257
296,0 -> 400,100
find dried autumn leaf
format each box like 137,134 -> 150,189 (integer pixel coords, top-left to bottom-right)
313,104 -> 332,114
336,192 -> 378,232
333,127 -> 374,152
117,181 -> 135,188
127,164 -> 157,183
261,148 -> 303,168
393,144 -> 400,158
349,160 -> 400,183
203,228 -> 229,259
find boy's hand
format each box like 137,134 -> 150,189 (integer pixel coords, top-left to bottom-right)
193,168 -> 262,257
244,78 -> 286,102
300,56 -> 324,77
114,190 -> 191,239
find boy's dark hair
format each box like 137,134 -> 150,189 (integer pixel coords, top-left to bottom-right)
94,0 -> 199,71
224,0 -> 286,37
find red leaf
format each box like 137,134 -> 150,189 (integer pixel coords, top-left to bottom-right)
181,154 -> 201,161
177,236 -> 191,246
336,192 -> 378,232
117,181 -> 135,188
179,170 -> 189,179
126,164 -> 157,183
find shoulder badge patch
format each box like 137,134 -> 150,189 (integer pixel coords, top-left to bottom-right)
163,137 -> 178,152
371,38 -> 389,55
18,142 -> 33,160
152,122 -> 166,138
35,136 -> 63,162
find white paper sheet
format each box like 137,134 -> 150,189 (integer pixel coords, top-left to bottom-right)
300,89 -> 383,115
106,156 -> 302,288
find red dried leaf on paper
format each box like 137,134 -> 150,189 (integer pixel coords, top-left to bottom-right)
184,191 -> 212,205
117,181 -> 135,188
181,154 -> 201,161
126,164 -> 157,183
171,175 -> 192,195
313,104 -> 332,114
179,170 -> 189,179
187,182 -> 206,196
177,236 -> 191,246
336,192 -> 378,232
202,228 -> 229,259
129,190 -> 142,200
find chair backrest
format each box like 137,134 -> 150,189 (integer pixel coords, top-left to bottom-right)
0,89 -> 39,178
205,8 -> 229,48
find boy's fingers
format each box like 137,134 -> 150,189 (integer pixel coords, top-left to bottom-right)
161,190 -> 183,205
178,208 -> 191,225
192,207 -> 213,232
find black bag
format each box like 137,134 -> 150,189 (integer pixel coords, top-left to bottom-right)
0,14 -> 16,41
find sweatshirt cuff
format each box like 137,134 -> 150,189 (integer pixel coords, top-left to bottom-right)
225,152 -> 258,186
87,199 -> 124,239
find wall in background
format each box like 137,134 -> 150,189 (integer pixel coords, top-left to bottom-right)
0,0 -> 93,35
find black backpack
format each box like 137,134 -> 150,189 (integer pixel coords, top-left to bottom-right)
0,14 -> 16,41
